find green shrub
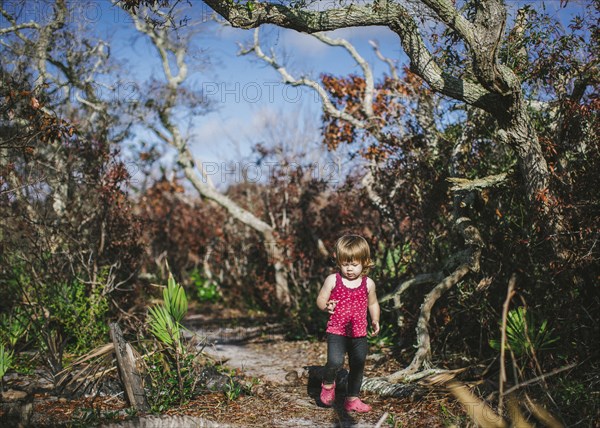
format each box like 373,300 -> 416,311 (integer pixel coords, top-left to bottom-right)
0,343 -> 14,389
224,376 -> 243,401
144,350 -> 202,412
376,241 -> 414,279
5,258 -> 111,353
145,273 -> 204,409
148,273 -> 188,350
368,322 -> 396,349
51,279 -> 110,353
189,268 -> 220,303
489,307 -> 559,358
0,308 -> 30,348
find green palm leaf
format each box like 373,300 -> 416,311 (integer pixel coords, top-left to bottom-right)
0,343 -> 14,379
164,274 -> 187,323
148,305 -> 180,346
490,307 -> 559,357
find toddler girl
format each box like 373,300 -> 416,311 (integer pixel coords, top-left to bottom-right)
316,235 -> 380,413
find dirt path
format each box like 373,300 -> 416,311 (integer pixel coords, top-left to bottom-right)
183,314 -> 393,427
2,312 -> 455,427
191,317 -> 300,384
182,314 -> 449,428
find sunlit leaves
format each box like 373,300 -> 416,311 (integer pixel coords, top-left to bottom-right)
320,69 -> 420,157
0,343 -> 14,380
490,307 -> 559,358
148,305 -> 181,347
164,273 -> 188,323
147,273 -> 188,350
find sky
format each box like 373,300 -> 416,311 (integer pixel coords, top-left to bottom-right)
99,1 -> 587,160
7,0 -> 588,186
90,0 -> 407,185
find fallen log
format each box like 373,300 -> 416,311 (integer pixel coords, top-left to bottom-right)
109,323 -> 149,413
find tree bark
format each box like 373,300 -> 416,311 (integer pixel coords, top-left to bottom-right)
499,105 -> 570,260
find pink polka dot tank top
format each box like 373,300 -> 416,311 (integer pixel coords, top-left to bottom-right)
326,273 -> 369,338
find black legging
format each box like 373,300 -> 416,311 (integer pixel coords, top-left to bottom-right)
323,333 -> 368,397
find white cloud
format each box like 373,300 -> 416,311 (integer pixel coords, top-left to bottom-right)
279,25 -> 395,58
280,30 -> 331,57
190,106 -> 282,160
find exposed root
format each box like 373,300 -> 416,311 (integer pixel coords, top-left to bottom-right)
361,377 -> 419,398
364,367 -> 467,397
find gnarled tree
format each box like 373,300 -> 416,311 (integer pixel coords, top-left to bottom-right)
198,0 -> 572,261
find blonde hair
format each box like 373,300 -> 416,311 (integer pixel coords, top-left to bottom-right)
334,235 -> 375,275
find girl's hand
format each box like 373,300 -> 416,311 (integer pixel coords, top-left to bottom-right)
370,320 -> 380,336
325,300 -> 338,314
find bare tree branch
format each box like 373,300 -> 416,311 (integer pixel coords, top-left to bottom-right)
125,5 -> 292,307
33,0 -> 67,88
207,0 -> 498,111
0,6 -> 40,42
447,172 -> 508,192
498,273 -> 517,414
379,272 -> 445,306
388,263 -> 471,382
369,39 -> 398,81
240,28 -> 365,129
0,21 -> 40,35
311,32 -> 375,119
383,213 -> 484,382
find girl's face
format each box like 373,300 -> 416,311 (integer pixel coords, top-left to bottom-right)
340,260 -> 364,280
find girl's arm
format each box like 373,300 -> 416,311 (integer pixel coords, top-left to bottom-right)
316,274 -> 337,313
367,278 -> 381,336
